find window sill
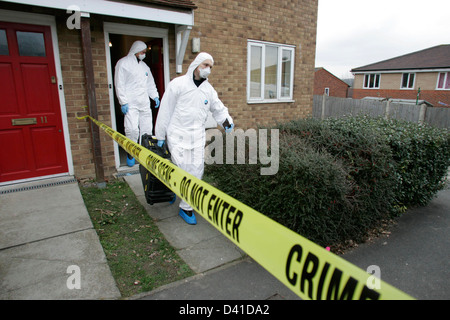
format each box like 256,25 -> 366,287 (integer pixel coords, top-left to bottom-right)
247,99 -> 295,104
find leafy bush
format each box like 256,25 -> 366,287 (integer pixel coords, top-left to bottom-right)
278,117 -> 398,218
207,132 -> 355,245
204,117 -> 450,247
319,117 -> 450,208
354,117 -> 450,207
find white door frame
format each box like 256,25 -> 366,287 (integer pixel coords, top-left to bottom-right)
103,22 -> 170,169
0,9 -> 74,185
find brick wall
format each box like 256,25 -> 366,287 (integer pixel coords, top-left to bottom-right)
353,73 -> 450,107
57,16 -> 117,180
180,0 -> 318,129
57,15 -> 179,180
58,0 -> 320,179
1,1 -> 318,181
57,14 -> 180,181
352,89 -> 450,107
314,68 -> 349,98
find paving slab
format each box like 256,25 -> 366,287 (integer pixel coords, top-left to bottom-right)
0,178 -> 121,300
123,174 -> 246,274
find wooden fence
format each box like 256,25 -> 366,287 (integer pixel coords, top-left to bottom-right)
313,95 -> 450,129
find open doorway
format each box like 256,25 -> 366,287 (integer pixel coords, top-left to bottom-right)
108,34 -> 165,167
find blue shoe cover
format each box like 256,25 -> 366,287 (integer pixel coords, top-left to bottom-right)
126,156 -> 135,167
179,208 -> 197,225
169,194 -> 176,204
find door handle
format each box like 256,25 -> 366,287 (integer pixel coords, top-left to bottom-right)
12,118 -> 37,126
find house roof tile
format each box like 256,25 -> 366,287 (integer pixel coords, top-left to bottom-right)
351,44 -> 450,72
315,67 -> 350,87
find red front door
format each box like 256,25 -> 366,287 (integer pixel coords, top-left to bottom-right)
0,22 -> 68,183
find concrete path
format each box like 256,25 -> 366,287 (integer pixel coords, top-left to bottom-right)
0,177 -> 121,299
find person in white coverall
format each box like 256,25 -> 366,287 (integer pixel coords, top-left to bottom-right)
155,52 -> 234,225
114,40 -> 160,167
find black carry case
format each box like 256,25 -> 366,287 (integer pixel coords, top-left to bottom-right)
139,134 -> 176,205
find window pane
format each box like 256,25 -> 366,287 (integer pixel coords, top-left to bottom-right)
445,72 -> 450,89
369,75 -> 374,88
16,31 -> 46,57
402,74 -> 409,88
437,73 -> 445,89
264,46 -> 278,99
250,46 -> 262,98
281,49 -> 292,97
0,30 -> 8,55
375,74 -> 380,88
408,74 -> 415,88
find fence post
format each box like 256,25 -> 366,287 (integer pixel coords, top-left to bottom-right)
418,104 -> 427,124
321,94 -> 326,120
384,99 -> 391,120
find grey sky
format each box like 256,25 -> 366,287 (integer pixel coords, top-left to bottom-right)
315,0 -> 450,79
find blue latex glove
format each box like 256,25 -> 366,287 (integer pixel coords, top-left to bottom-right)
157,140 -> 165,147
224,123 -> 234,133
154,97 -> 160,108
121,104 -> 129,115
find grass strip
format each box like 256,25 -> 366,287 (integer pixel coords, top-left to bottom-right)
79,179 -> 194,298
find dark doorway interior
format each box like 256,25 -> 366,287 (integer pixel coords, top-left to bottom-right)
108,34 -> 165,166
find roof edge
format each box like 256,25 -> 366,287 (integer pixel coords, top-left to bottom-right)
120,0 -> 197,10
351,44 -> 450,73
315,67 -> 350,87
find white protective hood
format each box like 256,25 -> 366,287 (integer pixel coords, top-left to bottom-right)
114,40 -> 159,109
186,52 -> 214,80
155,52 -> 232,149
128,40 -> 147,56
155,52 -> 233,212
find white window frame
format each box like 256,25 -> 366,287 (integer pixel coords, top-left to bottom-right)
436,72 -> 450,90
401,72 -> 415,90
363,73 -> 381,89
324,87 -> 330,96
247,40 -> 295,103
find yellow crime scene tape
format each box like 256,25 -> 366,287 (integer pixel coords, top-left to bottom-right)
78,115 -> 415,300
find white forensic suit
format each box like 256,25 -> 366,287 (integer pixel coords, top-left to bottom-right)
155,52 -> 233,212
114,40 -> 159,143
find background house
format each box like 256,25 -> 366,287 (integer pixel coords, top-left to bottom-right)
351,45 -> 450,107
314,67 -> 350,98
0,0 -> 318,185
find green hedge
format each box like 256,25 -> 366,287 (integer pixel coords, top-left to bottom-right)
204,117 -> 450,246
322,117 -> 450,209
363,118 -> 450,207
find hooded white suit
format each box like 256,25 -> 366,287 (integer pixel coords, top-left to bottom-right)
155,52 -> 233,211
114,41 -> 159,143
